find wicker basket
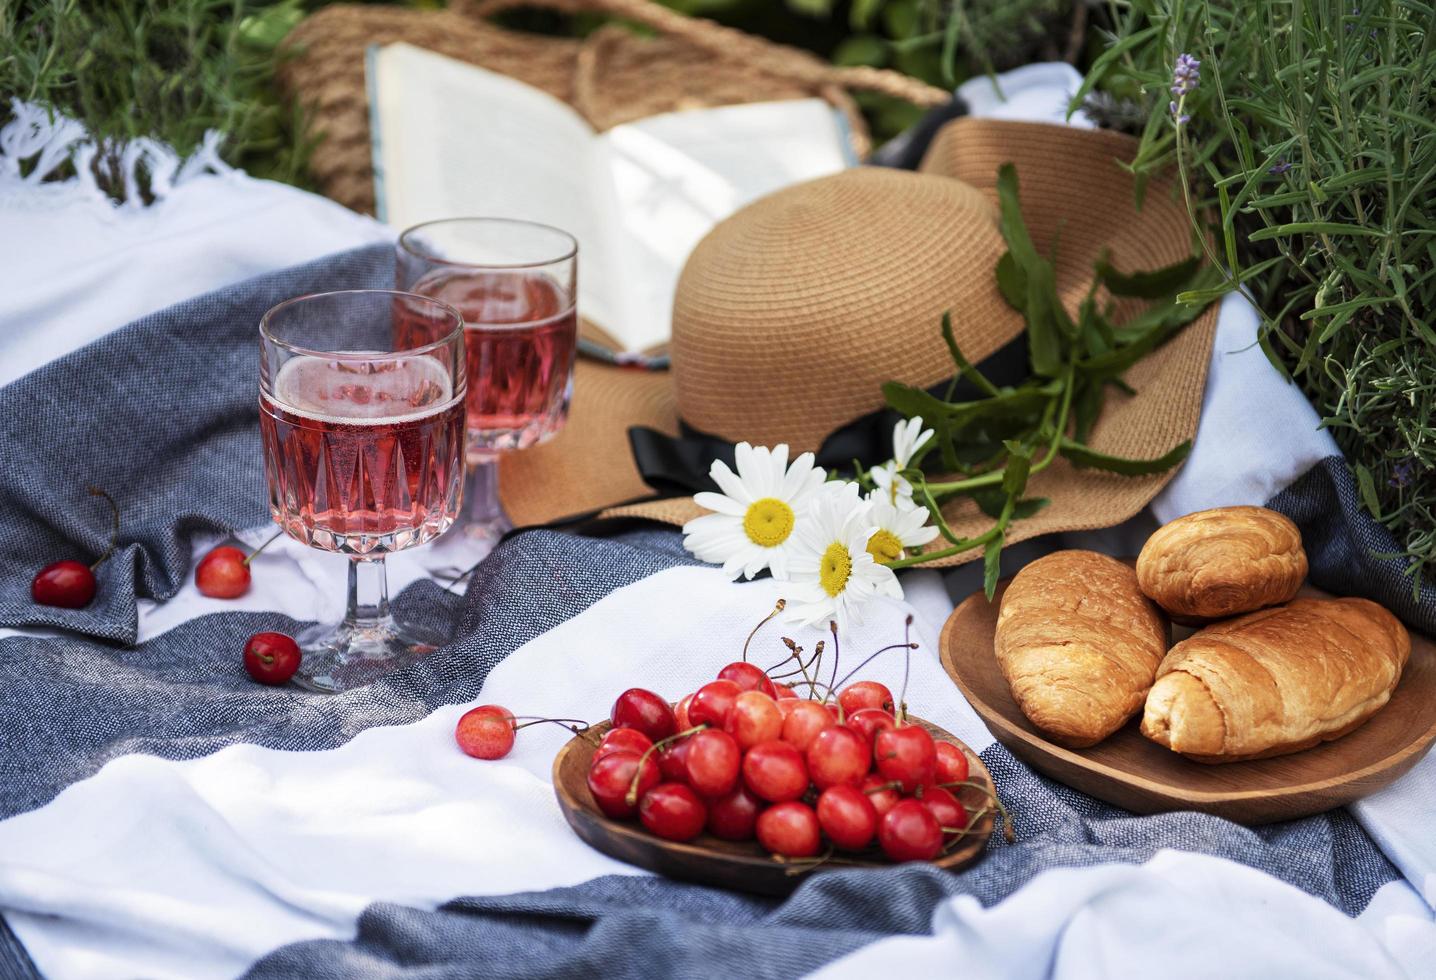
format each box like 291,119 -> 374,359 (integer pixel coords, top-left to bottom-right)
279,0 -> 950,215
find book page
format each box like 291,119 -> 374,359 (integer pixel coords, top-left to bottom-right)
599,100 -> 854,353
370,43 -> 627,335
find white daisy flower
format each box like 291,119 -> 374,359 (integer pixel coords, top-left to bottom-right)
863,490 -> 941,565
785,490 -> 902,635
869,416 -> 934,505
683,443 -> 826,580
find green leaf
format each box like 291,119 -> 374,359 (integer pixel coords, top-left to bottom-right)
1353,463 -> 1382,519
1058,438 -> 1192,475
833,36 -> 889,68
1001,441 -> 1033,496
1066,25 -> 1161,119
995,252 -> 1027,310
1095,255 -> 1203,298
983,533 -> 1004,600
941,312 -> 1002,397
971,489 -> 1049,520
1248,222 -> 1388,242
996,164 -> 1062,377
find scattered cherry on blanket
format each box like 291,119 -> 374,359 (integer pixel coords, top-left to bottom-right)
878,799 -> 943,862
687,679 -> 741,728
816,784 -> 879,851
778,700 -> 832,752
242,632 -> 301,686
918,785 -> 968,841
724,690 -> 782,749
706,785 -> 763,841
195,546 -> 251,599
31,487 -> 119,609
741,739 -> 808,803
756,801 -> 821,858
587,750 -> 660,819
639,783 -> 707,842
684,729 -> 742,798
595,726 -> 653,762
455,705 -> 518,759
806,725 -> 870,790
610,688 -> 678,741
716,661 -> 777,698
873,724 -> 937,793
934,741 -> 970,786
838,681 -> 894,718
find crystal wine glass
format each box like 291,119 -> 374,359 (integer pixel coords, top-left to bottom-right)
396,218 -> 578,553
259,290 -> 467,693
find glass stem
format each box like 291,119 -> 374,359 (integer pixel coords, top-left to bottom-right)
346,556 -> 392,629
462,457 -> 512,530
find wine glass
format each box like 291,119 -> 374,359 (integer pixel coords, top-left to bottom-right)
259,290 -> 467,693
396,218 -> 578,552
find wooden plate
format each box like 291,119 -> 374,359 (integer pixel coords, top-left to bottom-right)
941,577 -> 1436,824
553,715 -> 997,896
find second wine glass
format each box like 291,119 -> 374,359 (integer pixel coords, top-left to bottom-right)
397,218 -> 579,552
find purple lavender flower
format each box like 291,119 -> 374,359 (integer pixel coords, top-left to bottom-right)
1390,460 -> 1415,489
1169,53 -> 1200,125
1269,158 -> 1293,176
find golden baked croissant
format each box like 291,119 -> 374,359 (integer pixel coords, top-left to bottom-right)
995,550 -> 1169,748
1141,597 -> 1410,762
1136,506 -> 1306,621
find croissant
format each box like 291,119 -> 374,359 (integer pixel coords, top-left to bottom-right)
995,550 -> 1169,748
1136,506 -> 1306,622
1141,597 -> 1410,762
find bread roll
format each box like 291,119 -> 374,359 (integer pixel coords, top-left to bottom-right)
1141,597 -> 1410,762
995,551 -> 1169,748
1136,506 -> 1306,621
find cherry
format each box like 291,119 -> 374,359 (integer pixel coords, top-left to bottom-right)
639,783 -> 707,842
741,740 -> 808,803
918,785 -> 968,841
706,785 -> 763,841
816,784 -> 879,850
874,724 -> 937,793
656,736 -> 692,783
675,693 -> 694,730
878,799 -> 943,862
31,560 -> 96,609
32,487 -> 118,610
806,726 -> 870,790
779,700 -> 833,753
861,774 -> 902,818
195,546 -> 252,599
723,691 -> 782,750
756,801 -> 821,858
935,741 -> 970,786
684,729 -> 741,798
595,727 -> 653,763
717,661 -> 777,698
587,750 -> 659,819
610,688 -> 677,741
848,707 -> 897,747
242,632 -> 301,686
773,683 -> 798,701
838,681 -> 894,718
688,679 -> 741,729
455,704 -> 517,759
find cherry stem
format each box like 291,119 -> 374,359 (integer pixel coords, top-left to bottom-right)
830,642 -> 920,693
86,487 -> 119,571
763,642 -> 821,680
863,779 -> 902,796
939,778 -> 1015,843
775,846 -> 834,877
827,621 -> 840,705
625,724 -> 707,806
897,615 -> 914,724
511,717 -> 592,734
241,530 -> 285,567
443,557 -> 485,595
741,598 -> 785,663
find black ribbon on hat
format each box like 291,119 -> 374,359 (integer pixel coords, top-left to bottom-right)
628,331 -> 1031,496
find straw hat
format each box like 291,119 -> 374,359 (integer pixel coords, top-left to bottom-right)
499,118 -> 1218,565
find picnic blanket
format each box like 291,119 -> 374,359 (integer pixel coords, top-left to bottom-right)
1,66 -> 1432,980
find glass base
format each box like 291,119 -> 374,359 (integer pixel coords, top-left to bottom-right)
293,616 -> 447,694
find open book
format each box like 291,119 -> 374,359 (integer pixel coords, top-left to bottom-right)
368,42 -> 855,355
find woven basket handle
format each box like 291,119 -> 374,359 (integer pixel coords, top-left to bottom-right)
452,0 -> 950,108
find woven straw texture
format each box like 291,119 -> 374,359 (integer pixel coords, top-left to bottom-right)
278,0 -> 950,215
595,120 -> 1219,565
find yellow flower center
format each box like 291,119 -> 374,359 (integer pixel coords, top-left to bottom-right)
866,529 -> 905,565
820,541 -> 853,597
742,497 -> 795,548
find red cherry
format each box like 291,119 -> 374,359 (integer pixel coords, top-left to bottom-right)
610,688 -> 677,741
874,725 -> 937,793
706,785 -> 763,841
816,784 -> 879,850
639,783 -> 707,842
31,560 -> 96,609
779,700 -> 833,753
741,740 -> 809,803
756,801 -> 821,858
675,693 -> 694,730
242,632 -> 301,686
455,705 -> 517,759
919,785 -> 968,841
717,661 -> 777,698
935,741 -> 970,786
838,681 -> 894,718
657,736 -> 692,783
724,691 -> 782,750
587,750 -> 659,819
595,727 -> 653,763
848,707 -> 897,747
195,546 -> 251,599
862,774 -> 902,818
773,683 -> 798,700
688,679 -> 741,729
806,726 -> 870,790
878,799 -> 943,862
684,729 -> 741,798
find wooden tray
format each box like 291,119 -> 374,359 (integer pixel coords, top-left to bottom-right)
940,578 -> 1436,824
553,715 -> 997,896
